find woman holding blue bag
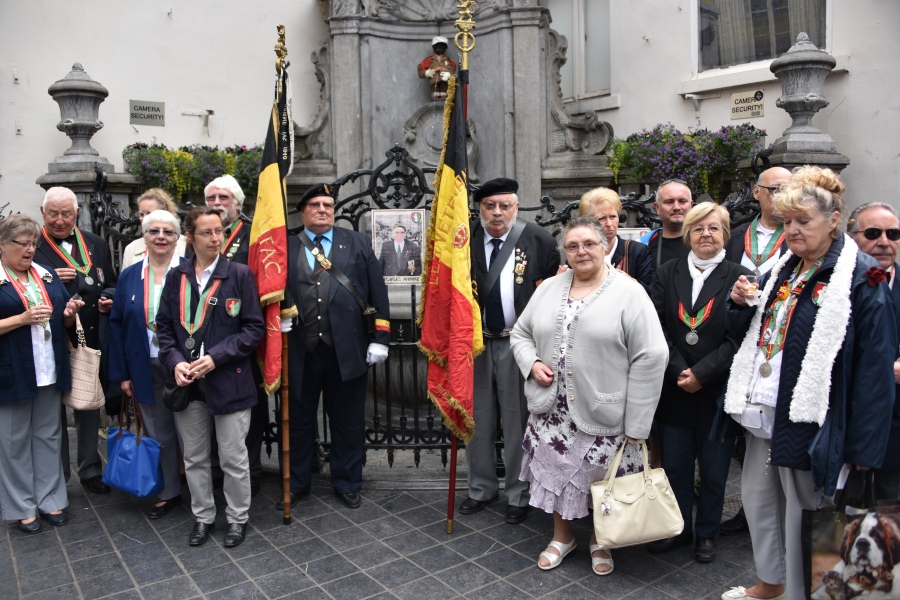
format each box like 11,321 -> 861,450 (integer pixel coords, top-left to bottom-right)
109,209 -> 185,517
0,214 -> 83,534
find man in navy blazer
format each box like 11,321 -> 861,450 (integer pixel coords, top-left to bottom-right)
849,201 -> 900,500
379,223 -> 421,277
283,184 -> 391,509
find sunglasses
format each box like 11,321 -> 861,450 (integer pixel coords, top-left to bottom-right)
756,184 -> 783,194
860,227 -> 900,241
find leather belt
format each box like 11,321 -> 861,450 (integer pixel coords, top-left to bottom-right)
482,328 -> 512,339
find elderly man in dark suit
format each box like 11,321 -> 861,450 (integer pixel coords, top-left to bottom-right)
379,223 -> 421,277
283,184 -> 391,510
460,177 -> 560,524
849,201 -> 900,501
36,186 -> 115,495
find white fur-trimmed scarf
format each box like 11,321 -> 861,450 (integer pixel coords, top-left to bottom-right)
724,235 -> 859,426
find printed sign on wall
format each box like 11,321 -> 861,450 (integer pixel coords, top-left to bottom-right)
731,90 -> 764,120
130,100 -> 165,126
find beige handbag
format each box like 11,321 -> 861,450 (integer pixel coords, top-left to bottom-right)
61,314 -> 104,410
590,439 -> 684,549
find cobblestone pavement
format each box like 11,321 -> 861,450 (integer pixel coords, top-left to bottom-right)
1,445 -> 756,599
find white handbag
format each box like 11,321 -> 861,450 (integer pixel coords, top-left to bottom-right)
61,314 -> 105,410
590,439 -> 684,549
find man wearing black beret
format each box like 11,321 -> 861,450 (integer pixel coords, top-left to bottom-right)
282,184 -> 391,509
461,177 -> 560,524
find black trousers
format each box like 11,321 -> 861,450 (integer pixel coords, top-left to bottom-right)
289,341 -> 367,494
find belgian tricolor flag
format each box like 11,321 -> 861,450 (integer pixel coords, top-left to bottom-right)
418,70 -> 483,443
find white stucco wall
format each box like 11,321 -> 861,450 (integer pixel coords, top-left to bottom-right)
0,0 -> 328,218
597,0 -> 899,209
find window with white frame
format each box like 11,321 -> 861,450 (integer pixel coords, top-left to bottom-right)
698,0 -> 826,72
547,0 -> 611,100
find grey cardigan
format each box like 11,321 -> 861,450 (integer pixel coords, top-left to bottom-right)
510,269 -> 668,438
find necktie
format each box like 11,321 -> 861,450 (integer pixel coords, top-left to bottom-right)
486,238 -> 505,334
312,235 -> 325,270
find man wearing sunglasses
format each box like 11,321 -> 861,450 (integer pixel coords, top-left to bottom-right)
848,201 -> 900,502
725,167 -> 792,274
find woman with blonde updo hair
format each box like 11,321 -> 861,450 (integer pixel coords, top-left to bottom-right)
578,187 -> 654,292
720,167 -> 897,600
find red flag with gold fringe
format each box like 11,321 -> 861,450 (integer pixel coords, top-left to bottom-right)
418,72 -> 483,444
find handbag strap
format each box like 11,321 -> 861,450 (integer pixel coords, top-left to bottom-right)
297,233 -> 370,313
620,239 -> 631,273
835,469 -> 877,512
117,394 -> 147,445
72,313 -> 87,348
600,439 -> 652,498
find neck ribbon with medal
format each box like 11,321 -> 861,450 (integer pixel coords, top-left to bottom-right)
144,264 -> 169,345
2,264 -> 54,340
756,256 -> 825,377
179,274 -> 222,351
222,221 -> 244,261
311,239 -> 332,271
41,227 -> 96,284
678,297 -> 714,346
744,216 -> 785,276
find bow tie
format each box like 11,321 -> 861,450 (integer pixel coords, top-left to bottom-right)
54,234 -> 76,245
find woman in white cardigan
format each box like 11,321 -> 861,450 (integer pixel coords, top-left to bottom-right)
510,216 -> 669,576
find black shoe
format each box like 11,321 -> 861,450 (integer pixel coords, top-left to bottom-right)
40,511 -> 68,527
82,476 -> 110,494
720,511 -> 749,536
224,523 -> 247,548
647,533 -> 692,554
148,496 -> 181,520
18,519 -> 42,534
694,537 -> 716,563
250,478 -> 261,497
335,491 -> 361,509
459,496 -> 499,515
188,521 -> 214,546
505,504 -> 530,524
274,491 -> 307,510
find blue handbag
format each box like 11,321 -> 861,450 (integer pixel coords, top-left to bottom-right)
101,396 -> 164,498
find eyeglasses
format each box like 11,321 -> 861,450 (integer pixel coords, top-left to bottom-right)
194,228 -> 224,238
564,241 -> 602,254
690,225 -> 723,236
7,239 -> 41,249
145,228 -> 177,238
859,227 -> 900,241
205,194 -> 233,202
306,201 -> 335,211
756,184 -> 783,194
482,202 -> 517,212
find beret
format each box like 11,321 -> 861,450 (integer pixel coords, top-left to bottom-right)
299,183 -> 334,207
473,177 -> 519,204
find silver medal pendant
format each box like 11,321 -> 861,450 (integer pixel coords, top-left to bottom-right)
759,362 -> 772,377
185,337 -> 195,350
44,328 -> 51,340
152,334 -> 158,346
84,275 -> 94,285
685,330 -> 699,345
753,269 -> 761,278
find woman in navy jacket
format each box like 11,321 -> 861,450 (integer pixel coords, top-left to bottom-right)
156,207 -> 264,549
721,167 -> 896,600
109,210 -> 186,518
0,214 -> 83,534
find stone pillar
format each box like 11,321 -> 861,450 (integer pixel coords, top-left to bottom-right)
509,6 -> 544,205
36,63 -> 138,230
329,18 -> 363,191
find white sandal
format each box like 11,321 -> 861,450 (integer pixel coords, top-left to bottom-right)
538,539 -> 577,570
589,543 -> 614,575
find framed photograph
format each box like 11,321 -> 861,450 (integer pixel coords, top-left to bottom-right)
372,209 -> 426,285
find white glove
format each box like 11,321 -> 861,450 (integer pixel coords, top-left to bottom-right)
280,318 -> 293,333
440,71 -> 451,82
424,68 -> 435,77
366,343 -> 389,366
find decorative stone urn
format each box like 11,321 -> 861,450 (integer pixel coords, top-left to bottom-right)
769,33 -> 837,154
46,63 -> 114,173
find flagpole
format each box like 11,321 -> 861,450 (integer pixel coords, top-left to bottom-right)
446,0 -> 477,536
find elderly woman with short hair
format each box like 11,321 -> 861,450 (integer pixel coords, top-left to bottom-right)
511,216 -> 668,576
109,210 -> 186,518
721,167 -> 896,600
579,187 -> 654,292
121,189 -> 187,269
0,214 -> 83,534
648,202 -> 751,564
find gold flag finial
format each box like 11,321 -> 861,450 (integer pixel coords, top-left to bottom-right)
274,24 -> 288,75
454,1 -> 476,70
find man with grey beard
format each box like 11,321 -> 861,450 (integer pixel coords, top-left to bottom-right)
460,177 -> 560,524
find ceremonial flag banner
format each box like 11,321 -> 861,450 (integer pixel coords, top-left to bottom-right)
418,72 -> 483,443
249,64 -> 296,393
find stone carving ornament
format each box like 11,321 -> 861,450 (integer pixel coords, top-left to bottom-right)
330,0 -> 507,21
294,41 -> 333,162
546,29 -> 613,156
402,102 -> 479,182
